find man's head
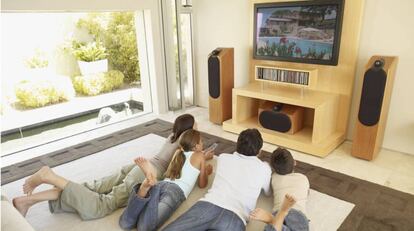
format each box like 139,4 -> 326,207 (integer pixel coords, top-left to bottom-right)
270,147 -> 295,175
236,128 -> 263,156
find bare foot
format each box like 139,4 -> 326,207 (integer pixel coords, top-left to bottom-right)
250,208 -> 274,224
206,164 -> 213,175
279,194 -> 296,215
134,157 -> 157,198
270,194 -> 297,230
13,196 -> 32,217
23,166 -> 51,195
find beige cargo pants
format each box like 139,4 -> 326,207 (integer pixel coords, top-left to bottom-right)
48,163 -> 162,220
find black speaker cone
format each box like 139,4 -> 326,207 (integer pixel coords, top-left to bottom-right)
208,56 -> 220,99
259,111 -> 292,133
358,66 -> 387,126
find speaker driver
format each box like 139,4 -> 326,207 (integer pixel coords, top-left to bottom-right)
259,110 -> 292,133
208,56 -> 220,99
358,66 -> 387,126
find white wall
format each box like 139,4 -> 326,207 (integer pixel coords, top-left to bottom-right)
193,0 -> 414,155
192,0 -> 250,107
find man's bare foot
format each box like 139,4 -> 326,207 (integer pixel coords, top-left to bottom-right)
12,196 -> 33,217
250,208 -> 274,224
23,166 -> 51,195
135,157 -> 157,198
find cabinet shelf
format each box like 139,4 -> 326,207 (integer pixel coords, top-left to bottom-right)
223,83 -> 344,157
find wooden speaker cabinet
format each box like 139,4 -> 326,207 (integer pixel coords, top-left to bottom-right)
352,56 -> 398,160
208,48 -> 234,124
258,101 -> 304,134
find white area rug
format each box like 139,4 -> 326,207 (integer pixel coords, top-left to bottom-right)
2,134 -> 354,231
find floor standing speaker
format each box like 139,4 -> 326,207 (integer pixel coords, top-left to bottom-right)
352,56 -> 398,160
208,48 -> 234,124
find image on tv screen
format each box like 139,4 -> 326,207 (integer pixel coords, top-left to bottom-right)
255,2 -> 342,64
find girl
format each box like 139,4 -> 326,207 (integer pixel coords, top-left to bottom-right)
13,114 -> 213,220
119,129 -> 213,231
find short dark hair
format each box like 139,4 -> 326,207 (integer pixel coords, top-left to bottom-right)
271,147 -> 294,175
236,128 -> 263,156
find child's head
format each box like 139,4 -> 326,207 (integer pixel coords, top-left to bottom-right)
271,147 -> 295,175
164,129 -> 201,180
179,129 -> 202,152
236,128 -> 263,156
171,114 -> 195,143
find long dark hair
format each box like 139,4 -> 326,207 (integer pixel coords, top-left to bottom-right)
164,129 -> 201,180
170,114 -> 195,143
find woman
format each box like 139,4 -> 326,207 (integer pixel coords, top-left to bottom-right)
119,129 -> 212,231
13,114 -> 213,220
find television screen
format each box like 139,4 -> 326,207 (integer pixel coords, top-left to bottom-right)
253,0 -> 344,65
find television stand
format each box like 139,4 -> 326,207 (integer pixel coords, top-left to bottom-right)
222,82 -> 343,157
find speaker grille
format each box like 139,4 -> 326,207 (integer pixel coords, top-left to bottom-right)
259,111 -> 292,133
358,68 -> 387,126
208,56 -> 220,99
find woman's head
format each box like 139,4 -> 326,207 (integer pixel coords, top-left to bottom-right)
270,147 -> 295,175
164,129 -> 202,180
171,114 -> 195,143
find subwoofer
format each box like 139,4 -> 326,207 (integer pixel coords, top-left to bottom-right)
351,56 -> 398,160
258,101 -> 304,134
208,48 -> 234,124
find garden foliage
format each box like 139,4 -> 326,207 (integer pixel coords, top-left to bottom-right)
76,13 -> 140,83
72,70 -> 124,96
15,77 -> 75,108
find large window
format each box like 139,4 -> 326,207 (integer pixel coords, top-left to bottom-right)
1,12 -> 153,155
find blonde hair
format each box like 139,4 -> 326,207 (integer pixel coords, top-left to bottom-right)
164,129 -> 201,180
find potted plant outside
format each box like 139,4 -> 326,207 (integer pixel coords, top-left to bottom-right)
72,41 -> 108,75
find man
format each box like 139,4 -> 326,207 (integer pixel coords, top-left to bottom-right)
163,128 -> 272,231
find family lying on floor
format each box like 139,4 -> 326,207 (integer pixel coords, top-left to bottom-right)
13,114 -> 310,231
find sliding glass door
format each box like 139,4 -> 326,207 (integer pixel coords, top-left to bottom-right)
162,0 -> 195,111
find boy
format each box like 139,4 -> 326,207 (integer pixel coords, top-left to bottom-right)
251,147 -> 309,231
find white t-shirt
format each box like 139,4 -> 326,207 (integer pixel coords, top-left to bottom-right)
201,152 -> 272,224
271,172 -> 309,215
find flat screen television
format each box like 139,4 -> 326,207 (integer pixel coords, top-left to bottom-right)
253,0 -> 344,65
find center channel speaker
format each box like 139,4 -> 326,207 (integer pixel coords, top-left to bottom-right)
352,56 -> 398,160
208,48 -> 234,124
258,101 -> 304,134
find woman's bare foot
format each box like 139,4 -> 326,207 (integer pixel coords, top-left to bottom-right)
206,164 -> 213,175
12,196 -> 33,217
23,166 -> 51,195
135,157 -> 157,198
250,208 -> 274,224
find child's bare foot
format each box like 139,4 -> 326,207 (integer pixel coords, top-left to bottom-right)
270,194 -> 297,230
12,196 -> 33,217
206,164 -> 213,175
250,208 -> 274,224
135,157 -> 157,198
23,166 -> 51,195
279,194 -> 296,215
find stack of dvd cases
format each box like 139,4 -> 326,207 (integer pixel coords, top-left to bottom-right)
257,67 -> 309,86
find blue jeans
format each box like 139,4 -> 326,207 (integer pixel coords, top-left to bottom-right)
119,181 -> 185,231
162,201 -> 245,231
264,209 -> 309,231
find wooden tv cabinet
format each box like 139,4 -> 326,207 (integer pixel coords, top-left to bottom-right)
223,82 -> 342,157
222,0 -> 364,157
